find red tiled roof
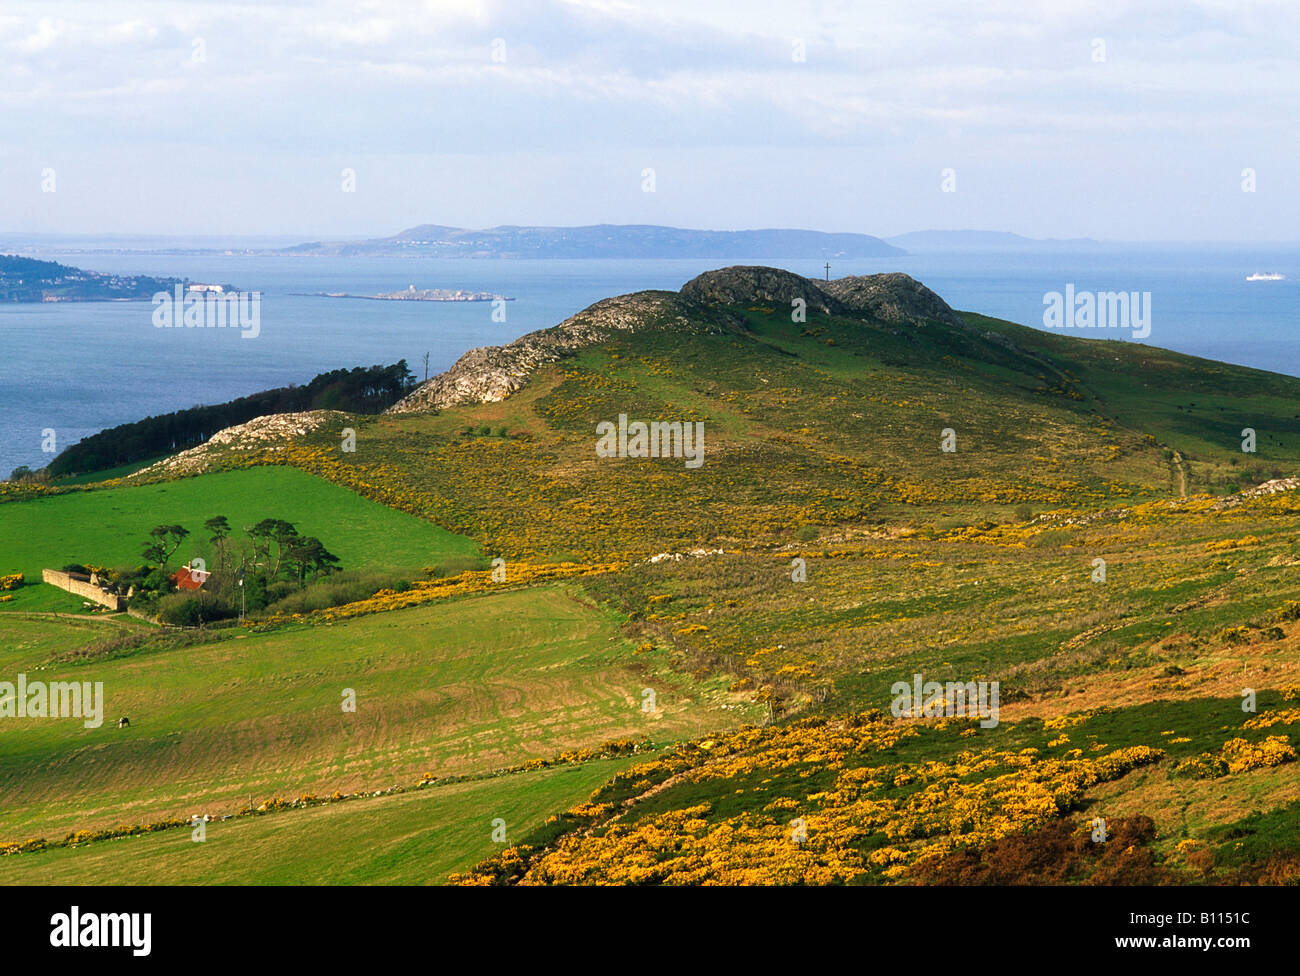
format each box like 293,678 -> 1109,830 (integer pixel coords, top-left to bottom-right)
171,566 -> 209,591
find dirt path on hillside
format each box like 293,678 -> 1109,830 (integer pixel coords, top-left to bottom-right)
1172,450 -> 1188,497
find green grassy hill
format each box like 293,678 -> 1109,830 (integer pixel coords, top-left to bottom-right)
293,272 -> 1300,563
3,266 -> 1298,885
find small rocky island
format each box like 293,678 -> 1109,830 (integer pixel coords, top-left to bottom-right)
308,285 -> 513,302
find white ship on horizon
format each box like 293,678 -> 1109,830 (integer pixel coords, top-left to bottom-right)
1245,272 -> 1285,281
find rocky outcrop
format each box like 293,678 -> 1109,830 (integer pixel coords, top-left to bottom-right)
130,410 -> 346,478
679,267 -> 962,327
822,272 -> 964,327
679,266 -> 846,315
397,343 -> 549,410
387,290 -> 734,413
1212,476 -> 1300,510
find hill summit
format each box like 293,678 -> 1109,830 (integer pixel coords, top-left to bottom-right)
388,267 -> 961,413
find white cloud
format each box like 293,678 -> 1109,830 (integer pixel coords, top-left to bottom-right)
12,16 -> 65,53
0,0 -> 1295,238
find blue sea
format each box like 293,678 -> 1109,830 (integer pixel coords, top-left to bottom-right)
1,244 -> 1297,478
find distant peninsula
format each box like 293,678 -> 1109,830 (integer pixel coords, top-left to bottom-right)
0,253 -> 230,302
300,286 -> 513,302
283,223 -> 905,260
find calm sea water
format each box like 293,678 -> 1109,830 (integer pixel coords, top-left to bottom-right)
1,246 -> 1297,477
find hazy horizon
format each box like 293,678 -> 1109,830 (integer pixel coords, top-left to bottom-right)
2,0 -> 1297,242
4,227 -> 1300,251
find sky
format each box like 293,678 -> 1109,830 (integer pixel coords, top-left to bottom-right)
1,0 -> 1297,241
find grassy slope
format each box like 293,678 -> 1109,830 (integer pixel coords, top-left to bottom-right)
0,612 -> 148,663
0,585 -> 754,844
0,759 -> 632,885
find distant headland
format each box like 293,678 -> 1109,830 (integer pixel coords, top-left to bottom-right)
281,223 -> 906,259
0,253 -> 233,303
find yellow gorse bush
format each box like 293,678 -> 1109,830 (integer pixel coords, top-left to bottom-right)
1175,735 -> 1297,778
453,715 -> 1165,886
1242,708 -> 1300,730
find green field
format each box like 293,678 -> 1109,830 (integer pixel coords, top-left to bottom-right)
0,759 -> 632,885
0,584 -> 752,846
0,466 -> 477,611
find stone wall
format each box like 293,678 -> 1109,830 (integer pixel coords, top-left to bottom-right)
41,569 -> 125,611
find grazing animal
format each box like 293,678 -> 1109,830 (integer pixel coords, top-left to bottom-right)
118,717 -> 130,728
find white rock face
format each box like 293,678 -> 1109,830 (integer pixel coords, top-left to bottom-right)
130,410 -> 346,478
1213,476 -> 1300,510
646,548 -> 725,564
